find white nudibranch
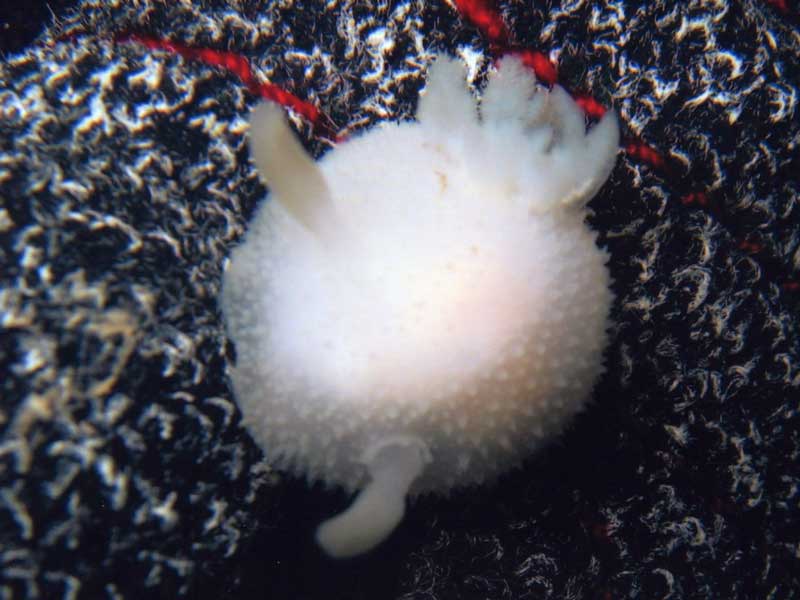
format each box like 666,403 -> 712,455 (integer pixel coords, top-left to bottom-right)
221,54 -> 619,558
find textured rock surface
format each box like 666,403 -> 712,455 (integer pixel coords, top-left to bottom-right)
0,1 -> 798,598
0,1 -> 79,54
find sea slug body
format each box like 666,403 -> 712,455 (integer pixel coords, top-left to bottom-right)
220,54 -> 619,558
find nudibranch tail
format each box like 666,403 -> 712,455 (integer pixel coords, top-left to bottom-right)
248,102 -> 340,242
316,437 -> 431,559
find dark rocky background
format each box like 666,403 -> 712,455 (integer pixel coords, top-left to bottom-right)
0,1 -> 79,55
1,1 -> 798,598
